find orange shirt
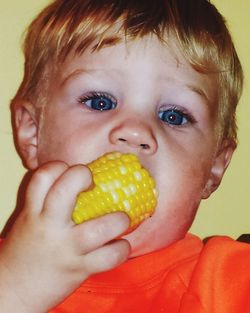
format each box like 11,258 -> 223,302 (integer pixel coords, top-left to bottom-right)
50,234 -> 250,313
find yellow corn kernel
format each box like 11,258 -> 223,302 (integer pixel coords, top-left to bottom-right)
72,152 -> 157,227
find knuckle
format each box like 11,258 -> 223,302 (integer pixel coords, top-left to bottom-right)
108,240 -> 130,265
32,168 -> 51,184
71,164 -> 93,181
68,165 -> 94,191
33,161 -> 68,183
83,221 -> 107,242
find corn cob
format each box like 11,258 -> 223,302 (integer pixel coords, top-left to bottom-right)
72,152 -> 157,228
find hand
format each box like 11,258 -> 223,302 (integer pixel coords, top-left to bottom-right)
0,161 -> 130,313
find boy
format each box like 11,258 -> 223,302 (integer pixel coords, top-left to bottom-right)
0,0 -> 249,312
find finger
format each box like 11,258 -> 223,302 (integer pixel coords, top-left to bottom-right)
73,212 -> 130,254
82,239 -> 130,275
42,164 -> 93,223
24,161 -> 69,214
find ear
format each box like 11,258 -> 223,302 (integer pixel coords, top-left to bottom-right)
202,140 -> 236,199
14,103 -> 39,170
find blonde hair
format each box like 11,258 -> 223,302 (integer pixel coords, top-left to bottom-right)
12,0 -> 243,144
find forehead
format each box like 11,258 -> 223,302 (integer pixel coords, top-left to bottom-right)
58,36 -> 217,105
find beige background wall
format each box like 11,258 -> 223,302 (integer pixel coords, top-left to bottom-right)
0,0 -> 249,237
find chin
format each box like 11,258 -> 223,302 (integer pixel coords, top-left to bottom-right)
123,221 -> 163,258
124,220 -> 189,258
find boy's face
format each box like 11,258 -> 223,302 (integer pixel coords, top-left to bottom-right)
18,36 -> 232,257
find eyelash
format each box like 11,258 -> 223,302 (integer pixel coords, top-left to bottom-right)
78,92 -> 117,111
158,106 -> 196,126
77,92 -> 195,126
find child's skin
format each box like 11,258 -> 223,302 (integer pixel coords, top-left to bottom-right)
0,35 -> 234,312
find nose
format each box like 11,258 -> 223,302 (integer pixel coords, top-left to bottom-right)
109,119 -> 158,155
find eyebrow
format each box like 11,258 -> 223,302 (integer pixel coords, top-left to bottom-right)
60,69 -> 93,87
186,84 -> 210,102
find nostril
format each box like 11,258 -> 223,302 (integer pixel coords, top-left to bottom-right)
118,138 -> 150,150
140,144 -> 150,150
115,137 -> 152,151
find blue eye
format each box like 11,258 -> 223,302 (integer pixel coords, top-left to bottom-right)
79,92 -> 117,111
158,109 -> 190,126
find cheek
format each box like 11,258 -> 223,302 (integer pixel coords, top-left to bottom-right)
155,146 -> 214,221
157,167 -> 203,223
37,111 -> 109,165
157,149 -> 212,193
37,111 -> 81,164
